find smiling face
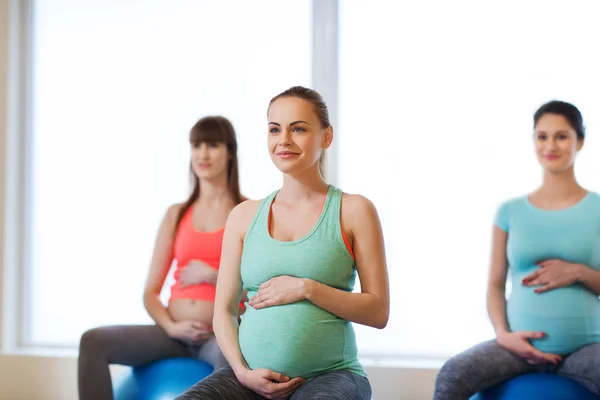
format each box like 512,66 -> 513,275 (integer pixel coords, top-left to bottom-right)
534,113 -> 583,173
267,96 -> 333,175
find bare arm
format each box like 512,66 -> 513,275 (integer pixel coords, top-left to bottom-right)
577,265 -> 600,295
213,201 -> 258,377
304,195 -> 390,329
143,204 -> 180,334
487,225 -> 510,336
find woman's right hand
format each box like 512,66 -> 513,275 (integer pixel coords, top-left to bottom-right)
237,368 -> 305,399
166,320 -> 213,345
496,331 -> 562,365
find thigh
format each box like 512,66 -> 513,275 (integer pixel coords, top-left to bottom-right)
557,343 -> 600,395
290,370 -> 371,400
175,366 -> 263,400
436,340 -> 536,394
81,324 -> 190,367
196,335 -> 229,370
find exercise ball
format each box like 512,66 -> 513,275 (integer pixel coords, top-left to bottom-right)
470,373 -> 599,400
113,357 -> 213,400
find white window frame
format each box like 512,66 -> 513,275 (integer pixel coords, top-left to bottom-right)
2,0 -> 32,352
311,0 -> 339,185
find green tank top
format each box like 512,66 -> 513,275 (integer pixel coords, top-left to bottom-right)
238,185 -> 366,379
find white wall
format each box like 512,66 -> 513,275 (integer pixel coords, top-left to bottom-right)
0,3 -> 438,399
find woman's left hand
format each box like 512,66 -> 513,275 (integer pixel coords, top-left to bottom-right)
249,276 -> 308,309
522,259 -> 583,293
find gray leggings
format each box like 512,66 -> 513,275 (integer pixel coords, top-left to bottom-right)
175,366 -> 372,400
434,340 -> 600,400
78,324 -> 228,400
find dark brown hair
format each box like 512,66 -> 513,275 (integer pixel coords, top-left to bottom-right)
268,86 -> 331,178
534,100 -> 585,140
174,116 -> 243,232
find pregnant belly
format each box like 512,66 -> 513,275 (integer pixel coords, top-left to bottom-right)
239,300 -> 350,379
508,283 -> 600,354
168,299 -> 214,327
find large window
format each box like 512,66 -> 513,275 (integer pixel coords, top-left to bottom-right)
339,0 -> 600,357
21,0 -> 600,359
27,0 -> 311,346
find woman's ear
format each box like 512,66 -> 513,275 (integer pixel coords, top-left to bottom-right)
322,126 -> 334,149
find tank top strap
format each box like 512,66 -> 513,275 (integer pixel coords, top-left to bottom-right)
174,205 -> 194,239
245,189 -> 279,241
321,185 -> 342,227
318,185 -> 355,259
180,204 -> 194,223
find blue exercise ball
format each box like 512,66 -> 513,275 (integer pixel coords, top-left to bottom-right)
470,373 -> 599,400
113,357 -> 214,400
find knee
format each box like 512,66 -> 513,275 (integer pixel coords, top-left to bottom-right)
297,372 -> 371,400
435,354 -> 472,390
79,327 -> 109,355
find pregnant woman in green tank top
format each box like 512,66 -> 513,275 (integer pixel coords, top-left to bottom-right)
177,86 -> 390,400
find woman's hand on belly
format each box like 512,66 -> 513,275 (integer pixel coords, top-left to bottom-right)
166,320 -> 213,345
238,368 -> 305,399
522,259 -> 583,294
497,331 -> 563,365
249,276 -> 306,310
179,260 -> 217,287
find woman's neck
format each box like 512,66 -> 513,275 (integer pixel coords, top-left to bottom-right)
536,166 -> 584,200
197,175 -> 232,205
278,165 -> 329,203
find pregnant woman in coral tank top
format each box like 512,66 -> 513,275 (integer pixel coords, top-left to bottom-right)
78,116 -> 246,400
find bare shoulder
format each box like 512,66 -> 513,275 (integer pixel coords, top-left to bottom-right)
341,193 -> 379,226
164,201 -> 188,221
226,199 -> 263,237
161,202 -> 186,226
166,202 -> 185,216
230,199 -> 262,218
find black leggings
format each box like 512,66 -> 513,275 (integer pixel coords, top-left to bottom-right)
78,324 -> 227,400
434,340 -> 600,400
176,366 -> 372,400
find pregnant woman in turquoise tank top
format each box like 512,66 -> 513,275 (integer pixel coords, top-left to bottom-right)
434,101 -> 600,399
177,86 -> 390,400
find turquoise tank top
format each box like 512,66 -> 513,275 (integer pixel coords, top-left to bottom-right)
238,185 -> 366,379
496,192 -> 600,354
